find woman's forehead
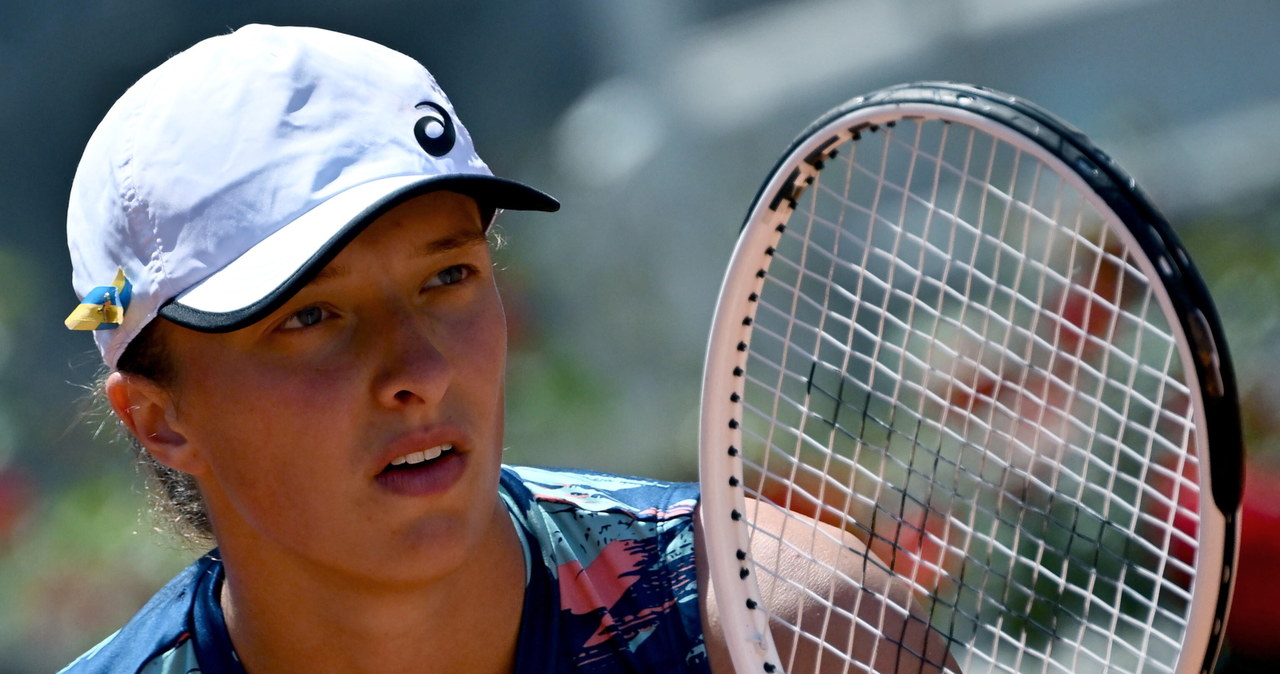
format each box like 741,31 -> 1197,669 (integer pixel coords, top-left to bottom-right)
341,190 -> 487,255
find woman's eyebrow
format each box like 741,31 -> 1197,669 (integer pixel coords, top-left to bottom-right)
305,230 -> 488,286
415,230 -> 488,257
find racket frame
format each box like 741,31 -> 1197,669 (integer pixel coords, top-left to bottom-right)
699,82 -> 1242,674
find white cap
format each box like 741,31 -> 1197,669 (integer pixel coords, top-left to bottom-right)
65,24 -> 558,369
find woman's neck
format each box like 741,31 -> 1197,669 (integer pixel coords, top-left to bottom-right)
216,501 -> 526,674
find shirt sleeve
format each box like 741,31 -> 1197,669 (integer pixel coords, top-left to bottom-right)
501,466 -> 711,673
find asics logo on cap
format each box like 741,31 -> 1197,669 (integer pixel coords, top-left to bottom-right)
414,102 -> 456,157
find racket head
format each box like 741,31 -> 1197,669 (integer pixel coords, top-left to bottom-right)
699,82 -> 1242,674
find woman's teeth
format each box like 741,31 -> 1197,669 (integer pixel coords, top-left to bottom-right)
389,444 -> 453,467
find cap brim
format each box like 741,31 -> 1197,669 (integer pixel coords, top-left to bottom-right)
159,173 -> 558,332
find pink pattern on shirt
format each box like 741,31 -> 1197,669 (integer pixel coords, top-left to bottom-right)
558,539 -> 647,648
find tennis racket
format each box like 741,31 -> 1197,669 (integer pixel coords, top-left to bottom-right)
699,82 -> 1242,674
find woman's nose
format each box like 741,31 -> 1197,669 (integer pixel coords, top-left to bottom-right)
371,308 -> 452,410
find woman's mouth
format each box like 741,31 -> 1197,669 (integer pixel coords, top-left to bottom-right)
385,443 -> 454,470
376,443 -> 465,496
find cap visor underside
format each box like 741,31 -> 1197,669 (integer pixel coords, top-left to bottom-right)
159,173 -> 558,332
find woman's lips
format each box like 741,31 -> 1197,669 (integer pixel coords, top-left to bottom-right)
375,449 -> 465,496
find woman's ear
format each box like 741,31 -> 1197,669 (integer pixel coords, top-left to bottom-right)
105,371 -> 204,475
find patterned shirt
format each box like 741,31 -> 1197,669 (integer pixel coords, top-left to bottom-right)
59,466 -> 710,673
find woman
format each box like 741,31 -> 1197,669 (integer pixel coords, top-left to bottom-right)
61,24 -> 950,673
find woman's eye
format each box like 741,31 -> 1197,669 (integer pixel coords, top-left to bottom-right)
282,305 -> 331,330
425,265 -> 471,289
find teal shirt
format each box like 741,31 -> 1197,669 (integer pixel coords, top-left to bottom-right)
61,466 -> 710,673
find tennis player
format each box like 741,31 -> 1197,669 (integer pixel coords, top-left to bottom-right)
60,24 -> 948,673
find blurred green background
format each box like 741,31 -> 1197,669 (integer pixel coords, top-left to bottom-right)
3,0 -> 1279,671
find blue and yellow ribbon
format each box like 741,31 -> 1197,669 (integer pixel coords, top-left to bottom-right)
65,268 -> 132,331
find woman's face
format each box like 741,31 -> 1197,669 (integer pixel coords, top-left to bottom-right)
146,191 -> 510,586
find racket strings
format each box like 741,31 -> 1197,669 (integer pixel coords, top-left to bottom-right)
748,501 -> 924,673
736,117 -> 1202,673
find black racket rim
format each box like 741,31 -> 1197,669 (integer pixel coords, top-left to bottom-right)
735,81 -> 1243,672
